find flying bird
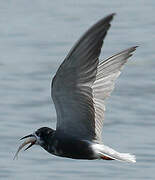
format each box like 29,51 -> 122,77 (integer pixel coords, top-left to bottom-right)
14,13 -> 137,163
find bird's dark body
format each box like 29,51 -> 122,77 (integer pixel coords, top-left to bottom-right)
39,128 -> 96,160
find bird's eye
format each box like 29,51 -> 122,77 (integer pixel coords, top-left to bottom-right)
36,132 -> 40,136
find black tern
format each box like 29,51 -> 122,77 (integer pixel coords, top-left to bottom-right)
14,13 -> 137,163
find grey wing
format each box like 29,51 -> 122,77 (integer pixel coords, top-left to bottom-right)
92,46 -> 138,141
51,14 -> 115,140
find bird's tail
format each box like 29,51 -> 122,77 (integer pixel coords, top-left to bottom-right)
92,144 -> 136,163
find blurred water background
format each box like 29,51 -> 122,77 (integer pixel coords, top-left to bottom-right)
0,0 -> 155,179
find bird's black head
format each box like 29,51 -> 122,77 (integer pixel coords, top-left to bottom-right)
14,127 -> 55,159
34,127 -> 55,148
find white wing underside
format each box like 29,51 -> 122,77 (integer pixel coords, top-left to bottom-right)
51,14 -> 137,142
93,47 -> 137,141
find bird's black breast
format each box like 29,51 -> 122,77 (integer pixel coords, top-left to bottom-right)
44,133 -> 96,160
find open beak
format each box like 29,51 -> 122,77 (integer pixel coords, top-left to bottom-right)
14,134 -> 37,160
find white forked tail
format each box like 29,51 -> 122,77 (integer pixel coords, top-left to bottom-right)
92,144 -> 136,163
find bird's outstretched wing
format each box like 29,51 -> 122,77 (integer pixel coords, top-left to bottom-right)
51,14 -> 114,139
51,13 -> 137,141
51,14 -> 114,140
92,46 -> 137,141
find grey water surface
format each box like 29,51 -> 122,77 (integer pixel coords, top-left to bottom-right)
0,0 -> 155,180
